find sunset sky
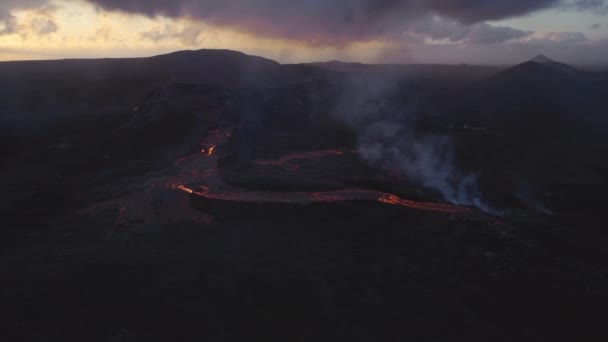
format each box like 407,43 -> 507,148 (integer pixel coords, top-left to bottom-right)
1,0 -> 607,65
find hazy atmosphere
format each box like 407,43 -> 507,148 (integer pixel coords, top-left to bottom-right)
3,1 -> 608,341
1,0 -> 608,64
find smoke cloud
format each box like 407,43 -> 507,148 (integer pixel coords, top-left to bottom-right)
357,121 -> 482,206
333,72 -> 495,212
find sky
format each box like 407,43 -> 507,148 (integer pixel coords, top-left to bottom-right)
1,0 -> 607,65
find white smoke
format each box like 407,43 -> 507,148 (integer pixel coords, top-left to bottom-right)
357,119 -> 484,206
334,72 -> 498,212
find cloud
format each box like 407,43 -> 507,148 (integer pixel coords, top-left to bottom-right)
140,24 -> 204,46
93,25 -> 113,42
82,0 -> 560,44
407,18 -> 533,45
0,1 -> 49,19
86,0 -> 565,23
538,31 -> 589,43
560,0 -> 608,13
466,24 -> 533,45
0,0 -> 49,15
0,0 -> 605,65
573,0 -> 608,11
395,30 -> 607,65
0,0 -> 53,35
426,0 -> 560,22
30,16 -> 58,35
574,0 -> 604,9
0,0 -> 599,48
0,13 -> 18,35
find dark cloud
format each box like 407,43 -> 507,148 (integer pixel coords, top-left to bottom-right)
409,18 -> 533,45
1,0 -> 600,44
84,0 -> 561,43
573,0 -> 605,10
0,0 -> 49,18
86,0 -> 565,23
426,0 -> 560,22
0,0 -> 47,15
466,24 -> 533,45
563,0 -> 608,13
398,30 -> 606,65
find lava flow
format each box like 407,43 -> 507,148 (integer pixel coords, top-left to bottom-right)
175,127 -> 230,165
378,194 -> 468,213
173,185 -> 470,214
169,133 -> 469,217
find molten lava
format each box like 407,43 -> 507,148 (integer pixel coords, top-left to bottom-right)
183,187 -> 470,214
170,138 -> 469,219
169,184 -> 194,194
378,195 -> 467,213
200,145 -> 217,156
178,185 -> 194,194
176,127 -> 233,165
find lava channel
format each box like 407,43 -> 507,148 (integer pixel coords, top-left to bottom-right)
173,186 -> 470,214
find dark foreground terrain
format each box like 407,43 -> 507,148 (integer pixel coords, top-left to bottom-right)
1,50 -> 608,341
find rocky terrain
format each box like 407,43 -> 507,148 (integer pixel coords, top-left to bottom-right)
1,50 -> 608,341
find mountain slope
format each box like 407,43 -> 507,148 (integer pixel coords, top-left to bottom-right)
481,55 -> 603,133
0,49 -> 312,122
530,54 -> 580,75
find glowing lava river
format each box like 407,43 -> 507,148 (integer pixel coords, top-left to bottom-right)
166,128 -> 470,216
78,127 -> 470,228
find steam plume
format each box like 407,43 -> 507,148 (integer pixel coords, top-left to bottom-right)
334,72 -> 495,212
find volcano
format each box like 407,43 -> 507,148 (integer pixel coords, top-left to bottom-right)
529,54 -> 580,74
1,49 -> 608,341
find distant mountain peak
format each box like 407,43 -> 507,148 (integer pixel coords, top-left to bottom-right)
492,54 -> 581,86
530,55 -> 554,64
526,54 -> 580,75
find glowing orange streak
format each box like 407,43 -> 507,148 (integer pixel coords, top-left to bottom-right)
177,187 -> 470,214
168,184 -> 212,197
175,185 -> 194,194
378,195 -> 468,214
169,146 -> 469,215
